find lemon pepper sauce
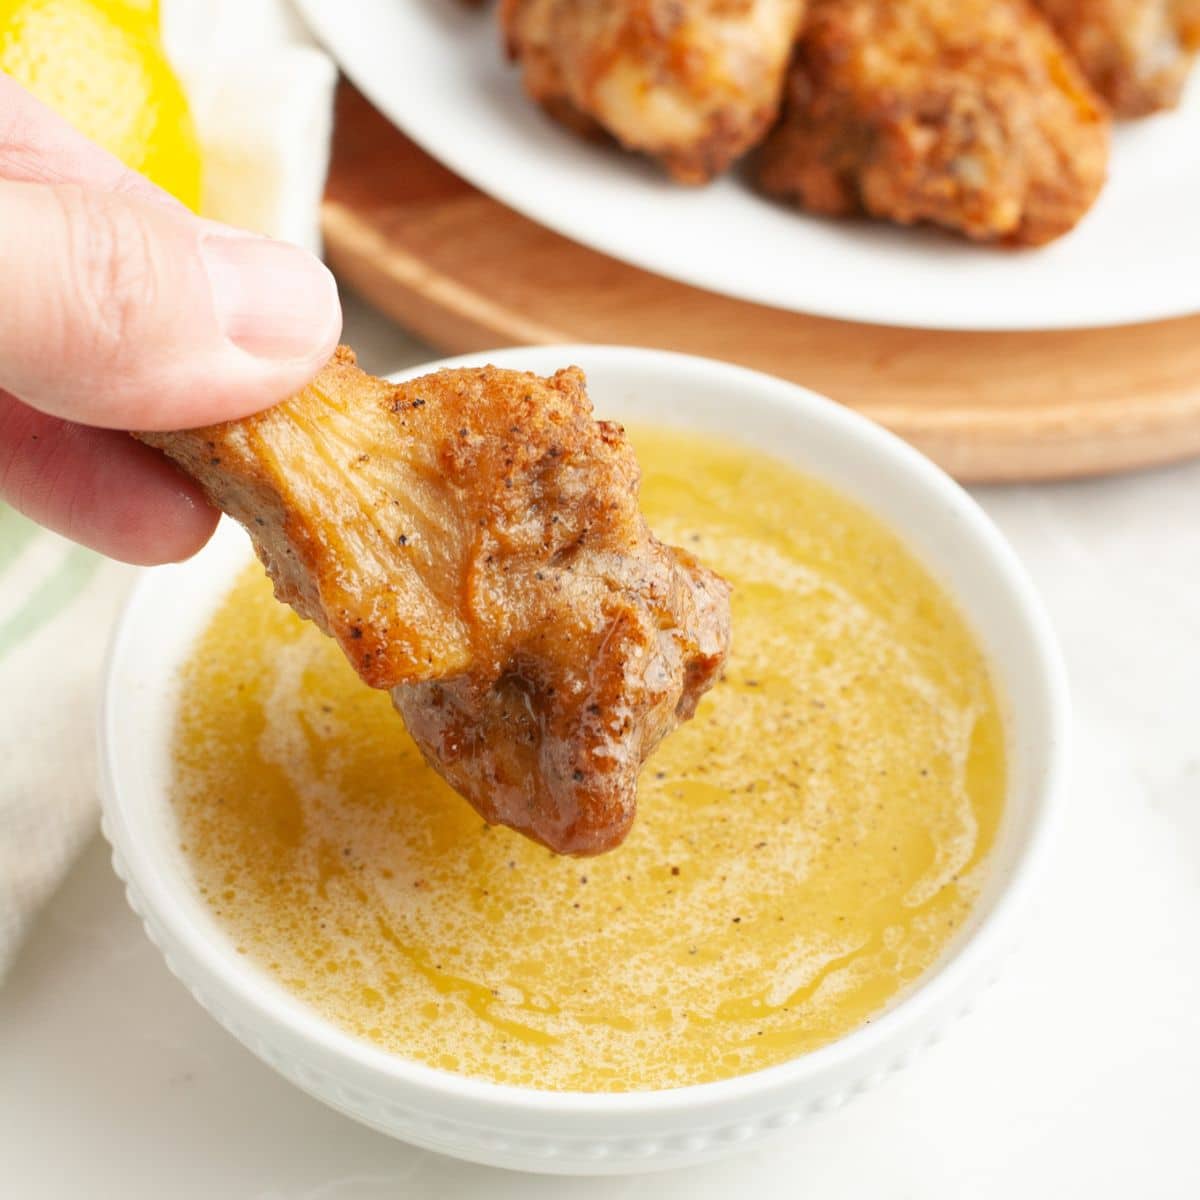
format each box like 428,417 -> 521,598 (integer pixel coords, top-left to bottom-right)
172,429 -> 1005,1091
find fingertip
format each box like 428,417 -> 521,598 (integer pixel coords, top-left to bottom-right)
110,466 -> 222,566
148,475 -> 221,565
201,230 -> 343,365
0,394 -> 222,565
0,181 -> 344,431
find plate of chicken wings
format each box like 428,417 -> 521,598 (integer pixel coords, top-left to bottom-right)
296,0 -> 1200,330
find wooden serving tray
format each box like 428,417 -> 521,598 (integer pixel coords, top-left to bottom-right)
321,83 -> 1200,483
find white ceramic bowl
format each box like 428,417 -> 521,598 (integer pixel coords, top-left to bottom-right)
100,346 -> 1069,1175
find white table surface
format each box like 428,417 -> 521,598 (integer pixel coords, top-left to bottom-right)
3,288 -> 1198,1200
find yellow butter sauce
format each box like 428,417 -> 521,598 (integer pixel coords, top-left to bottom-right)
172,428 -> 1005,1091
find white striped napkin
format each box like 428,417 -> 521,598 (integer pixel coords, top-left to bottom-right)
0,522 -> 134,976
0,0 -> 337,979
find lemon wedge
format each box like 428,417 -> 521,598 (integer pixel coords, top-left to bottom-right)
0,0 -> 201,208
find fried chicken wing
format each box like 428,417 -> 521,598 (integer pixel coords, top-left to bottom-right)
139,349 -> 731,856
757,0 -> 1111,245
1033,0 -> 1200,115
500,0 -> 807,183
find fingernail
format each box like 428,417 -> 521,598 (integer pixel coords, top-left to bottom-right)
200,232 -> 341,361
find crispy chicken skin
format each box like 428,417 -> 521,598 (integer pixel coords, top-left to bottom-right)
1033,0 -> 1200,115
500,0 -> 807,183
139,349 -> 731,856
757,0 -> 1111,245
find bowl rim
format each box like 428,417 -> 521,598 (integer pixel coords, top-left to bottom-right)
99,343 -> 1071,1118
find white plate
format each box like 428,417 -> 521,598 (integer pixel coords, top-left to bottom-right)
296,0 -> 1200,331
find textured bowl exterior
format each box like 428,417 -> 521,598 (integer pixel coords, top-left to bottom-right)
99,347 -> 1069,1175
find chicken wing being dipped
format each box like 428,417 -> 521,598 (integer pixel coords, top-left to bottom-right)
139,349 -> 732,856
1033,0 -> 1200,115
500,0 -> 808,183
757,0 -> 1111,245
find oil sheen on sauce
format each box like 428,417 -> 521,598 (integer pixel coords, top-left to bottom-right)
173,428 -> 1006,1092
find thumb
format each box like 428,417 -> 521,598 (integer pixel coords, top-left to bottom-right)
0,178 -> 342,431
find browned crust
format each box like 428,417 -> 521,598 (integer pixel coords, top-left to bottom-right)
757,0 -> 1111,245
137,348 -> 732,856
501,0 -> 807,183
1034,0 -> 1200,116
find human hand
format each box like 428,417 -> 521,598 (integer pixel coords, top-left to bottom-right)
0,72 -> 342,565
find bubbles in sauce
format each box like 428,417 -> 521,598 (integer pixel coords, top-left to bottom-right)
172,428 -> 1005,1091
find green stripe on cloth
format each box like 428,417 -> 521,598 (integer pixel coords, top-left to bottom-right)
0,540 -> 102,664
0,504 -> 41,573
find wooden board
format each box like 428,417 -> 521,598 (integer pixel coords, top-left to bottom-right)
321,83 -> 1200,483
